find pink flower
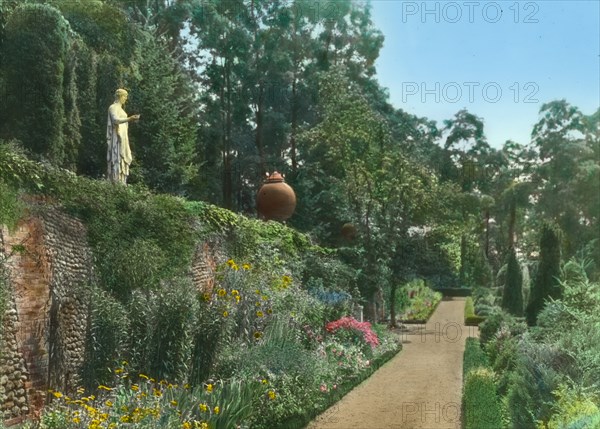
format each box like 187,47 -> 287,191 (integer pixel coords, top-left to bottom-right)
320,384 -> 328,392
325,316 -> 380,347
333,384 -> 337,390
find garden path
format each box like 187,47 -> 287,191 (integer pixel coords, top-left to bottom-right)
306,297 -> 478,429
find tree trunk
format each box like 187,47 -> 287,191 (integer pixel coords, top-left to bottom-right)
389,283 -> 397,327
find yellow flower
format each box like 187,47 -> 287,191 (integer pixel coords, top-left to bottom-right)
254,331 -> 262,340
223,311 -> 229,317
76,387 -> 85,394
256,310 -> 264,318
153,388 -> 162,397
217,288 -> 226,297
268,390 -> 276,400
214,406 -> 220,414
226,259 -> 236,267
184,383 -> 190,389
235,296 -> 241,303
282,275 -> 292,283
203,292 -> 211,301
131,384 -> 139,392
72,417 -> 80,423
115,368 -> 124,374
183,423 -> 192,429
242,263 -> 251,270
122,360 -> 129,366
261,379 -> 268,384
139,374 -> 149,380
120,415 -> 131,423
232,264 -> 239,271
171,400 -> 178,406
206,383 -> 213,393
98,385 -> 113,391
231,289 -> 239,296
199,403 -> 208,412
52,391 -> 63,399
105,400 -> 113,407
261,295 -> 268,301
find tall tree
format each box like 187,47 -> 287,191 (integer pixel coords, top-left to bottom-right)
1,4 -> 70,166
531,100 -> 599,257
526,221 -> 562,325
502,248 -> 524,316
127,30 -> 198,194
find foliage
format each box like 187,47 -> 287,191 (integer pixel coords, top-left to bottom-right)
464,297 -> 486,326
127,29 -> 198,194
479,309 -> 526,347
502,248 -> 524,316
0,177 -> 24,230
526,222 -> 562,325
463,338 -> 491,376
325,316 -> 379,349
463,368 -> 503,429
400,279 -> 442,321
1,3 -> 70,165
41,370 -> 260,429
540,384 -> 600,429
81,285 -> 129,391
506,339 -> 571,429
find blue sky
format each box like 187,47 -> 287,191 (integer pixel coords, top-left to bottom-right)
368,0 -> 600,148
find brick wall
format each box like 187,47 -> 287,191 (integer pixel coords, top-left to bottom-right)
0,206 -> 225,427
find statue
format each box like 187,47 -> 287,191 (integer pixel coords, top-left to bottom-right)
106,89 -> 140,184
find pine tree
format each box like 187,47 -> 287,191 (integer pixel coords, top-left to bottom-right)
526,222 -> 562,325
502,248 -> 523,316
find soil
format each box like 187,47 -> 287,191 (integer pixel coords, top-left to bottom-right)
306,297 -> 478,429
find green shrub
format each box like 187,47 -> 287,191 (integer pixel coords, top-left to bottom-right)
506,340 -> 569,429
401,279 -> 442,321
543,384 -> 600,429
463,338 -> 490,376
463,368 -> 503,429
479,309 -> 525,347
464,297 -> 486,326
81,285 -> 129,391
0,178 -> 24,230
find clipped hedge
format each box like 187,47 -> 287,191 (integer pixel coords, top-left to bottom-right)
464,296 -> 486,326
463,337 -> 490,376
463,367 -> 503,429
434,287 -> 472,297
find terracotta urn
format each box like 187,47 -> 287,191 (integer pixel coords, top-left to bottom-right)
256,171 -> 296,221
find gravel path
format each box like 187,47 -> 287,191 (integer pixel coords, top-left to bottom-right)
306,297 -> 478,429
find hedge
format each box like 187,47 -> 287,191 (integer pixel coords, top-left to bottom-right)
464,296 -> 486,326
463,367 -> 503,429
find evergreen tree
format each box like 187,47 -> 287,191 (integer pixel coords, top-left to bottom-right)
1,4 -> 70,165
502,248 -> 524,316
127,31 -> 198,194
526,222 -> 562,325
